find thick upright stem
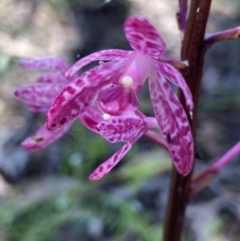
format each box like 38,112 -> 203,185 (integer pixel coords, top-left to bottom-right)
163,1 -> 212,241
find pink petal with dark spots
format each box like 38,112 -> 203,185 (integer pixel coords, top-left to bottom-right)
66,49 -> 133,79
98,85 -> 139,115
89,128 -> 145,180
97,111 -> 145,143
37,72 -> 69,84
157,61 -> 193,110
149,67 -> 194,176
79,104 -> 146,143
15,83 -> 66,107
47,60 -> 127,130
124,16 -> 166,58
20,57 -> 69,72
21,121 -> 73,151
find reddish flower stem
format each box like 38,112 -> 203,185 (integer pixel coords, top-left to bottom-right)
189,141 -> 240,198
163,1 -> 212,241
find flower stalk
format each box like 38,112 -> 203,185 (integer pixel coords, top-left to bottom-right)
163,1 -> 212,240
189,141 -> 240,198
144,130 -> 167,148
204,26 -> 240,51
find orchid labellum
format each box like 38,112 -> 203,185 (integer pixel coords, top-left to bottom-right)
79,103 -> 160,180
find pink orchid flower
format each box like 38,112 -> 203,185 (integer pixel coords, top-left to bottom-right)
47,15 -> 194,175
14,57 -> 74,151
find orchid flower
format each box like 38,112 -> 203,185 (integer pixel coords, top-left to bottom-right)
47,16 -> 194,175
14,57 -> 74,151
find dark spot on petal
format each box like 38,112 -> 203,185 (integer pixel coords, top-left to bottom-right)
131,34 -> 144,41
84,116 -> 98,129
51,123 -> 56,128
145,41 -> 159,49
130,22 -> 139,28
65,86 -> 76,95
163,81 -> 169,89
76,79 -> 82,85
113,155 -> 118,163
175,108 -> 182,117
167,134 -> 172,143
60,117 -> 67,125
50,108 -> 55,114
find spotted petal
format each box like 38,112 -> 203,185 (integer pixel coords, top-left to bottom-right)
15,83 -> 66,107
124,16 -> 166,58
66,49 -> 133,79
21,121 -> 73,151
79,104 -> 145,143
149,67 -> 194,175
157,62 -> 193,110
47,60 -> 128,130
97,111 -> 145,143
20,57 -> 69,72
89,128 -> 145,180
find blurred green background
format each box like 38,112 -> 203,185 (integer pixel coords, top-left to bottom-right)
0,0 -> 240,240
